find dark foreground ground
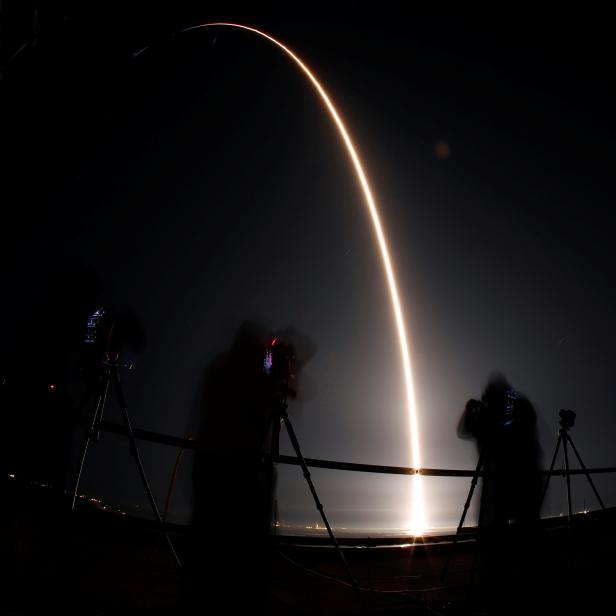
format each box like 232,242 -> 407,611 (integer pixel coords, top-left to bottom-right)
1,478 -> 614,615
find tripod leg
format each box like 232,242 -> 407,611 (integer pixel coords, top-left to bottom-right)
113,367 -> 182,568
281,408 -> 365,611
565,432 -> 606,510
540,434 -> 562,510
562,432 -> 573,529
441,454 -> 483,581
163,438 -> 190,523
73,381 -> 99,419
70,368 -> 112,510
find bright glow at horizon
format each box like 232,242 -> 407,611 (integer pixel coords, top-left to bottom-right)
182,22 -> 426,532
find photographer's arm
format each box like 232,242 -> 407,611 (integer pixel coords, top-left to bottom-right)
457,399 -> 482,439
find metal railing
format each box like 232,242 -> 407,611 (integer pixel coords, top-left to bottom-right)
98,419 -> 616,479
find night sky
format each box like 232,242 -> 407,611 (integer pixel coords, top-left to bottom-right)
1,4 -> 614,532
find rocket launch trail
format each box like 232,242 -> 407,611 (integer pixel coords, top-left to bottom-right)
172,22 -> 427,532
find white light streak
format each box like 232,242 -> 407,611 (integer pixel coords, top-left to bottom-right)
181,22 -> 426,532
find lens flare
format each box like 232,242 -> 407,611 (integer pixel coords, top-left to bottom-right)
181,22 -> 426,532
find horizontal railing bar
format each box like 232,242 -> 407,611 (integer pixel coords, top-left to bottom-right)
278,455 -> 616,477
99,420 -> 196,449
97,421 -> 616,478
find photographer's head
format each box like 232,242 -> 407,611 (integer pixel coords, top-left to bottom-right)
230,321 -> 269,371
106,313 -> 146,359
482,372 -> 512,408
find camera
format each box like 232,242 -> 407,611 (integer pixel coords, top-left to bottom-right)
559,408 -> 576,429
263,336 -> 296,381
83,306 -> 145,359
84,307 -> 107,346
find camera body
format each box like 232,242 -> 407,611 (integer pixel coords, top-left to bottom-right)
263,337 -> 295,380
84,307 -> 109,350
83,306 -> 145,360
559,408 -> 576,429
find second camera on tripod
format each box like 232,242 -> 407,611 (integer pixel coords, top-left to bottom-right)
558,408 -> 576,429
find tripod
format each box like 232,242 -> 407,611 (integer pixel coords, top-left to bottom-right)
441,454 -> 483,581
541,416 -> 605,531
70,354 -> 182,568
275,388 -> 365,610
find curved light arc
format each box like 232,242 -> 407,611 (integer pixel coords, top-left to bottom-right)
181,22 -> 426,532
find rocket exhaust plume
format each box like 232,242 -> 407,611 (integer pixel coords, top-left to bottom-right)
181,23 -> 427,533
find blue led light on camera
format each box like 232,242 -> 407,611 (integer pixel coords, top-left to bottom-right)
263,348 -> 273,375
85,308 -> 105,344
503,388 -> 518,427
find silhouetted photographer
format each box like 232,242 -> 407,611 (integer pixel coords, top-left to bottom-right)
459,373 -> 542,533
183,322 -> 315,613
458,373 -> 542,613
